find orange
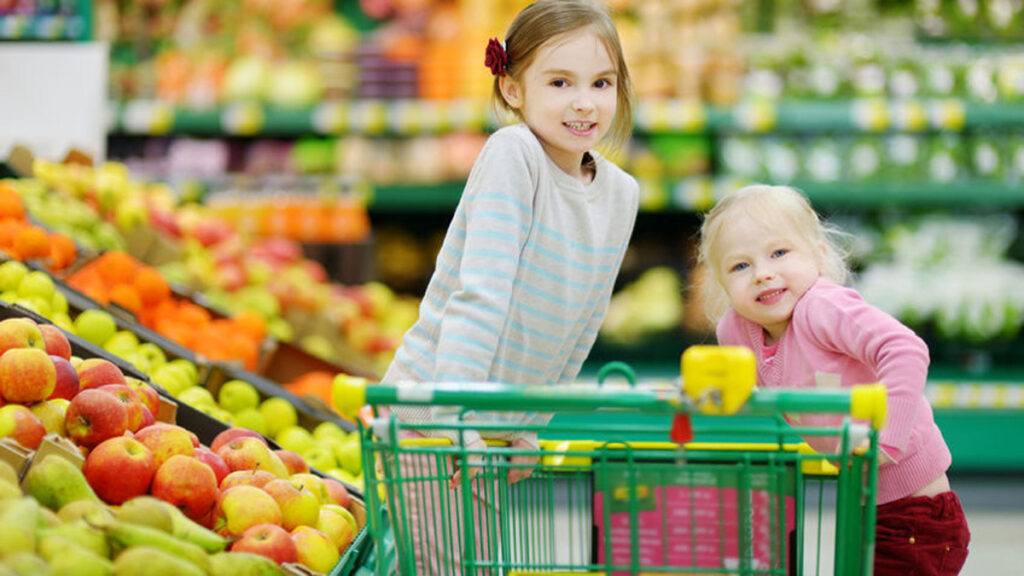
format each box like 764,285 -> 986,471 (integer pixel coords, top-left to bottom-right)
108,284 -> 143,316
96,250 -> 138,286
0,188 -> 25,221
133,267 -> 171,307
47,233 -> 77,271
232,310 -> 266,342
0,219 -> 25,253
13,225 -> 51,260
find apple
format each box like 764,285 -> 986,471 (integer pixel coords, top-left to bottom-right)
0,347 -> 56,403
218,379 -> 260,414
210,426 -> 266,454
317,505 -> 357,551
321,503 -> 358,534
151,454 -> 219,521
138,405 -> 155,429
212,485 -> 283,538
102,330 -> 138,357
75,358 -> 127,391
194,446 -> 230,486
322,477 -> 351,509
220,468 -> 278,491
38,325 -> 71,360
149,363 -> 192,396
134,422 -> 195,469
231,523 -> 298,565
302,444 -> 337,472
82,435 -> 155,504
216,436 -> 289,478
29,399 -> 67,436
287,473 -> 329,506
0,317 -> 45,356
46,355 -> 79,401
17,270 -> 56,303
262,477 -> 321,531
72,309 -> 117,348
290,525 -> 340,574
0,260 -> 28,292
259,397 -> 298,438
65,388 -> 129,447
275,426 -> 315,455
125,377 -> 160,417
177,386 -> 217,411
232,408 -> 268,436
0,404 -> 46,450
274,449 -> 309,476
97,383 -> 146,432
134,343 -> 167,372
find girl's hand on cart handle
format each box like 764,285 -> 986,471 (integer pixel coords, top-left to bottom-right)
449,437 -> 487,489
507,436 -> 540,485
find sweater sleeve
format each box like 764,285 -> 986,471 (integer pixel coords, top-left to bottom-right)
432,131 -> 535,384
798,287 -> 930,461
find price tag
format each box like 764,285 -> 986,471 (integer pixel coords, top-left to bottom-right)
122,100 -> 174,134
350,100 -> 387,134
221,102 -> 264,135
851,99 -> 889,132
929,99 -> 966,131
312,101 -> 350,134
734,100 -> 777,133
891,100 -> 927,132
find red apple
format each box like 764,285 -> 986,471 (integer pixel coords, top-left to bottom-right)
317,505 -> 357,552
82,435 -> 155,504
0,317 -> 45,356
287,473 -> 328,506
194,446 -> 230,485
274,449 -> 309,476
125,377 -> 160,417
97,384 -> 146,432
216,436 -> 288,478
210,426 -> 266,454
231,523 -> 298,565
151,454 -> 219,521
39,324 -> 71,360
75,358 -> 127,391
291,525 -> 340,574
46,355 -> 79,401
134,422 -> 195,469
322,477 -> 351,509
0,404 -> 46,450
220,468 -> 278,491
262,478 -> 320,531
0,347 -> 56,403
65,388 -> 129,447
212,485 -> 282,537
29,399 -> 67,436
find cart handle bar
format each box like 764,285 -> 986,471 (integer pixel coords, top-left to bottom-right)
335,379 -> 887,430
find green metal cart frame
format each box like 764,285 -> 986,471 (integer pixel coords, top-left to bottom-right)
335,346 -> 887,576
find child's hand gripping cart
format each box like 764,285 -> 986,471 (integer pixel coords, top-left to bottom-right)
334,346 -> 887,576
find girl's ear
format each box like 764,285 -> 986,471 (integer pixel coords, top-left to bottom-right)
499,75 -> 523,109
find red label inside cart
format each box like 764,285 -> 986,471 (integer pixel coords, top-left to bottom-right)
594,465 -> 796,574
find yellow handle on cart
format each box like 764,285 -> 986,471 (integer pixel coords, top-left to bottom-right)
681,345 -> 756,414
851,382 -> 888,430
332,374 -> 368,420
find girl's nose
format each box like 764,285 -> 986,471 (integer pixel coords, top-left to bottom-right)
573,91 -> 594,111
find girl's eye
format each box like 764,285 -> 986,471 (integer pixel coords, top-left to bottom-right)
594,78 -> 612,89
551,79 -> 568,88
730,262 -> 748,273
772,249 -> 788,258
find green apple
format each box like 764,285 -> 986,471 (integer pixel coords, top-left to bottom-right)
17,270 -> 56,302
178,386 -> 217,410
50,290 -> 68,315
301,444 -> 336,472
232,408 -> 268,436
311,421 -> 347,443
218,379 -> 260,414
0,260 -> 28,292
166,358 -> 198,386
13,297 -> 50,317
259,397 -> 298,438
150,363 -> 192,396
103,330 -> 139,357
50,312 -> 75,333
73,309 -> 117,347
331,435 -> 362,475
275,426 -> 315,455
135,343 -> 167,371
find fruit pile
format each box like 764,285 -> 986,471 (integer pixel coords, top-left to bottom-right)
0,182 -> 79,274
0,315 -> 362,574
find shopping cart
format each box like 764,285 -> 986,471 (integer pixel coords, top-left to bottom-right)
334,346 -> 887,576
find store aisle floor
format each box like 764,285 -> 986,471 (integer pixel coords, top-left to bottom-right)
805,475 -> 1024,575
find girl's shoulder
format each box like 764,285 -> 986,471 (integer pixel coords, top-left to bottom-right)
485,124 -> 544,156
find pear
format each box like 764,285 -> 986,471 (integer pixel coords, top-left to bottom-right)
117,496 -> 227,553
0,480 -> 20,501
23,456 -> 100,512
37,534 -> 113,576
58,500 -> 114,524
0,498 -> 38,558
208,551 -> 286,576
1,552 -> 49,576
111,546 -> 204,576
0,461 -> 19,486
38,520 -> 111,559
90,516 -> 209,573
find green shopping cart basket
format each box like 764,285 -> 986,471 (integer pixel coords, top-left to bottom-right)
334,346 -> 887,576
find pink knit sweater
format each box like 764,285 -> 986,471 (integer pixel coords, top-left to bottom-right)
716,279 -> 951,504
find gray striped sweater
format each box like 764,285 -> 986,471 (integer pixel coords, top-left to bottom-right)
382,123 -> 639,444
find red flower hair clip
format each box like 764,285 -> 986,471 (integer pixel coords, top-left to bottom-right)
485,37 -> 508,77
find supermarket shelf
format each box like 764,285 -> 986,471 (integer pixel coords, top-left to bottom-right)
365,178 -> 1024,213
0,13 -> 90,41
108,98 -> 1024,137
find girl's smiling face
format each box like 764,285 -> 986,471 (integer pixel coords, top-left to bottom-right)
500,27 -> 618,180
715,210 -> 823,344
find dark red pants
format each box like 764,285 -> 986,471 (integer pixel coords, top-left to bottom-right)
874,491 -> 971,576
